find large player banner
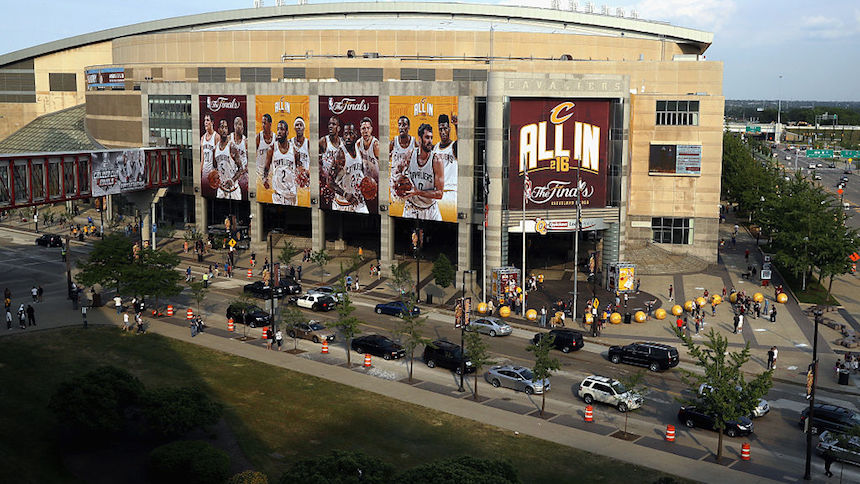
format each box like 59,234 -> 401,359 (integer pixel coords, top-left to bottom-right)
254,95 -> 311,207
508,99 -> 610,210
318,96 -> 379,213
388,96 -> 459,223
91,149 -> 146,196
198,95 -> 248,200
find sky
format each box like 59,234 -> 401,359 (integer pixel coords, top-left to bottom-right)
3,0 -> 859,101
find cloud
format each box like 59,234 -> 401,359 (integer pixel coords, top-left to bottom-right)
630,0 -> 737,30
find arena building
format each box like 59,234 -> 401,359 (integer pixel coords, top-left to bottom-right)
0,1 -> 723,290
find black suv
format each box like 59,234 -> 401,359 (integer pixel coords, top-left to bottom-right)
226,303 -> 271,328
423,340 -> 475,374
800,403 -> 860,435
532,329 -> 584,353
678,405 -> 753,437
608,342 -> 679,372
279,276 -> 302,295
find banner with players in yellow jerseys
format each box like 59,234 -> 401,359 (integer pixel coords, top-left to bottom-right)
388,96 -> 458,223
254,95 -> 311,207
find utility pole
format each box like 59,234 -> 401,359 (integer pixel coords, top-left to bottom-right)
269,232 -> 276,330
803,310 -> 822,480
458,270 -> 473,393
482,150 -> 489,304
521,161 -> 528,316
572,161 -> 582,320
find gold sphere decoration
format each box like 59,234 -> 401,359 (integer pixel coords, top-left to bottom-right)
526,309 -> 538,321
499,306 -> 511,318
671,305 -> 683,316
610,312 -> 622,324
634,311 -> 647,323
655,308 -> 668,320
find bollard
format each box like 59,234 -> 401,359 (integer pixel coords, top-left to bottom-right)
584,405 -> 593,422
665,424 -> 675,442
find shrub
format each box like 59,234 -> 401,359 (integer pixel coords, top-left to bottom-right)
279,450 -> 395,484
141,386 -> 223,439
148,440 -> 230,484
228,470 -> 269,484
431,253 -> 455,288
48,365 -> 144,440
396,455 -> 520,484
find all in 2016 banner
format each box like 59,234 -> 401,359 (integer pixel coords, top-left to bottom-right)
254,95 -> 311,207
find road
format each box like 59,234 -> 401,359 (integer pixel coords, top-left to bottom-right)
2,226 -> 858,482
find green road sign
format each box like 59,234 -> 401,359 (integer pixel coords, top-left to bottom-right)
839,150 -> 860,159
806,149 -> 834,158
745,126 -> 761,133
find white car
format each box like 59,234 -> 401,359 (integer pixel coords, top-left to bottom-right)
698,383 -> 769,417
292,293 -> 337,311
467,317 -> 513,337
308,286 -> 344,302
577,375 -> 643,413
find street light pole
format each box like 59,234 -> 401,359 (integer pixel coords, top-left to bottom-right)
458,269 -> 473,392
269,232 -> 276,331
803,310 -> 822,480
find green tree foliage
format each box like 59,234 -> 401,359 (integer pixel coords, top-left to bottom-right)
75,234 -> 133,293
330,269 -> 362,367
48,365 -> 144,441
188,280 -> 208,315
228,470 -> 269,484
281,304 -> 306,351
388,262 -> 413,296
123,248 -> 183,303
278,449 -> 395,484
396,455 -> 520,484
140,386 -> 223,440
148,440 -> 230,484
229,293 -> 258,339
464,329 -> 495,400
279,240 -> 301,264
392,292 -> 432,382
526,333 -> 561,416
309,249 -> 332,275
431,253 -> 455,288
617,370 -> 647,435
675,328 -> 772,462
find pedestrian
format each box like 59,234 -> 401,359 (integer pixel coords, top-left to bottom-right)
770,306 -> 777,323
823,449 -> 835,478
733,223 -> 739,235
266,328 -> 273,350
737,312 -> 744,333
202,271 -> 209,288
767,347 -> 775,370
122,312 -> 130,332
722,286 -> 727,297
224,262 -> 229,278
487,299 -> 494,317
26,304 -> 35,326
275,329 -> 283,351
183,240 -> 189,253
31,285 -> 38,302
81,305 -> 88,329
354,275 -> 360,292
18,304 -> 26,329
764,298 -> 769,316
676,317 -> 684,331
186,266 -> 192,282
297,265 -> 302,281
346,275 -> 353,291
745,249 -> 750,262
114,294 -> 122,314
733,314 -> 739,334
5,307 -> 12,330
37,285 -> 43,302
623,293 -> 629,309
635,278 -> 641,294
540,306 -> 547,327
695,316 -> 700,334
731,234 -> 736,247
711,302 -> 716,317
250,253 -> 256,268
190,318 -> 198,337
668,284 -> 674,301
136,313 -> 145,333
771,346 -> 778,370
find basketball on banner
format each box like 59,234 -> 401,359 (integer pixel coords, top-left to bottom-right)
535,218 -> 547,235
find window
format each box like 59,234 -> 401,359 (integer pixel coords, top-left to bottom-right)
197,67 -> 226,83
334,68 -> 383,82
649,144 -> 701,175
651,217 -> 693,245
400,68 -> 435,81
656,100 -> 699,126
49,73 -> 76,92
240,67 -> 271,83
0,62 -> 36,103
282,67 -> 305,80
453,69 -> 487,81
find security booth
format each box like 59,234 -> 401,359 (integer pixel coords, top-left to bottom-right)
606,263 -> 636,293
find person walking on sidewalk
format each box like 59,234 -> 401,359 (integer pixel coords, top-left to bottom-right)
770,306 -> 777,323
668,284 -> 674,302
114,294 -> 122,314
17,304 -> 26,329
6,307 -> 12,329
31,286 -> 38,302
122,313 -> 130,332
771,346 -> 778,370
540,306 -> 547,328
81,305 -> 88,329
737,313 -> 744,334
767,347 -> 775,370
275,329 -> 283,351
745,249 -> 750,262
823,449 -> 835,478
26,305 -> 35,326
297,265 -> 302,282
764,298 -> 769,317
37,285 -> 43,302
265,327 -> 274,350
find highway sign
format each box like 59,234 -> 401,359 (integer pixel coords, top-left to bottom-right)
745,126 -> 761,133
839,150 -> 860,159
806,149 -> 834,158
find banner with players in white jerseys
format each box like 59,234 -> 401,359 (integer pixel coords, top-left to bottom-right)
318,96 -> 379,214
388,96 -> 458,223
91,149 -> 146,197
254,95 -> 311,207
198,95 -> 249,200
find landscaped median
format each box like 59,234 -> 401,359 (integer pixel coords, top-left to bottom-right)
0,327 -> 688,484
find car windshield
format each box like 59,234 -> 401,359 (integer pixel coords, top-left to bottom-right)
309,322 -> 325,330
611,381 -> 628,394
519,369 -> 534,380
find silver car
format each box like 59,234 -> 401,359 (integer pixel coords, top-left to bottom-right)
577,375 -> 643,412
484,365 -> 549,395
817,431 -> 860,467
698,383 -> 769,418
467,317 -> 513,337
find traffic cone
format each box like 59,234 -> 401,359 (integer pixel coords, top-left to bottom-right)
186,308 -> 193,320
364,353 -> 372,368
584,405 -> 593,422
741,443 -> 751,461
227,318 -> 234,332
247,268 -> 253,278
167,305 -> 174,317
261,328 -> 268,340
665,424 -> 675,442
321,339 -> 329,354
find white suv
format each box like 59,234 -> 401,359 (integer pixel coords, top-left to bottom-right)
577,375 -> 643,413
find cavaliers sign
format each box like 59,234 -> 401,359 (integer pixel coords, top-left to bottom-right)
508,99 -> 609,210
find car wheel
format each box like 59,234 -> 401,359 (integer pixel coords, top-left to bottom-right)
649,362 -> 660,372
561,346 -> 571,353
489,330 -> 496,337
583,394 -> 594,404
312,336 -> 320,344
455,366 -> 464,375
376,308 -> 382,314
685,419 -> 695,428
525,386 -> 534,395
287,330 -> 296,338
250,321 -> 257,328
726,428 -> 737,438
811,426 -> 819,435
617,402 -> 628,413
491,379 -> 501,388
354,347 -> 363,355
610,354 -> 621,364
426,359 -> 436,368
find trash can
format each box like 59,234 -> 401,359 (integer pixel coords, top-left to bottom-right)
838,369 -> 850,385
624,312 -> 632,324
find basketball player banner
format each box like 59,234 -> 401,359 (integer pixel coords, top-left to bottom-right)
91,149 -> 147,196
199,95 -> 249,200
508,99 -> 610,210
254,95 -> 311,207
388,96 -> 459,223
318,96 -> 379,213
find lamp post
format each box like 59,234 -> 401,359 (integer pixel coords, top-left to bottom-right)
269,232 -> 276,331
458,269 -> 474,392
803,309 -> 823,480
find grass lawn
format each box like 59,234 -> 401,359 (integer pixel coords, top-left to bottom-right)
0,328 -> 687,483
773,264 -> 840,306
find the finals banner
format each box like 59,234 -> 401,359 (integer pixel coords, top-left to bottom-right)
254,95 -> 311,207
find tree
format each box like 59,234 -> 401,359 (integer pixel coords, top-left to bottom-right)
526,334 -> 560,416
309,249 -> 332,276
228,470 -> 269,484
140,386 -> 223,439
281,304 -> 305,352
329,269 -> 362,367
188,280 -> 208,316
464,329 -> 494,400
75,234 -> 134,293
388,262 -> 413,296
617,370 -> 647,436
122,247 -> 183,307
229,294 -> 258,340
148,440 -> 230,484
392,292 -> 432,382
675,327 -> 772,462
431,253 -> 455,288
396,455 -> 520,484
278,450 -> 395,484
279,239 -> 301,265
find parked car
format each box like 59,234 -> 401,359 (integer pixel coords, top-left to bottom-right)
374,301 -> 420,317
467,317 -> 512,337
677,405 -> 754,437
485,365 -> 550,395
578,375 -> 643,412
532,328 -> 584,353
697,383 -> 769,417
35,234 -> 63,247
226,303 -> 271,328
816,431 -> 860,467
423,339 -> 474,374
800,403 -> 860,435
351,334 -> 405,360
608,342 -> 679,372
291,293 -> 337,311
286,320 -> 335,343
308,286 -> 344,301
279,276 -> 302,295
827,162 -> 836,168
243,281 -> 286,299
